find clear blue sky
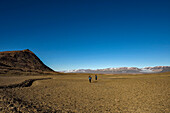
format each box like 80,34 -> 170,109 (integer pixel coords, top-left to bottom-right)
0,0 -> 170,71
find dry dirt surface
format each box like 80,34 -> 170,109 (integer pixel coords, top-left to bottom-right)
0,74 -> 170,113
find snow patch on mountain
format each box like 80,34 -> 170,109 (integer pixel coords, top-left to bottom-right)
61,66 -> 170,74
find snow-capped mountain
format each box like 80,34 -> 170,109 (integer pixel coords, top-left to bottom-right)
62,66 -> 170,74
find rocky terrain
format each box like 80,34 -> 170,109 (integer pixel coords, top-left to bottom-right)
0,49 -> 56,75
63,66 -> 170,74
0,76 -> 57,112
0,73 -> 170,112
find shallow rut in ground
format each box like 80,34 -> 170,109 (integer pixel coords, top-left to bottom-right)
0,78 -> 52,89
0,77 -> 62,113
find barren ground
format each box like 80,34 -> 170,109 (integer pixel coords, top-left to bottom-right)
0,73 -> 170,113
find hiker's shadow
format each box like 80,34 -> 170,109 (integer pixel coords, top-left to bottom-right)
92,81 -> 98,83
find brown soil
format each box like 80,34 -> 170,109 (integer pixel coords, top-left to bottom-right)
0,73 -> 170,113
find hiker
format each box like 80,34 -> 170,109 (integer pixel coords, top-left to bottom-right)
89,76 -> 92,83
95,75 -> 97,80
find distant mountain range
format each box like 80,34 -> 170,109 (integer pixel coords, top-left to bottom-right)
62,66 -> 170,74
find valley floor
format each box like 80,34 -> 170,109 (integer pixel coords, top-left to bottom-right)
0,73 -> 170,112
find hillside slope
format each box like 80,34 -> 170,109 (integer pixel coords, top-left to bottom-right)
0,49 -> 55,75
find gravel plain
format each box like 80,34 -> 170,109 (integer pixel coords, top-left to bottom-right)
0,73 -> 170,113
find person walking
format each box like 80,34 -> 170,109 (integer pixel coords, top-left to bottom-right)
89,76 -> 92,83
95,75 -> 97,80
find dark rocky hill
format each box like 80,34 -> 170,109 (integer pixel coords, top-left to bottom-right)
0,49 -> 56,75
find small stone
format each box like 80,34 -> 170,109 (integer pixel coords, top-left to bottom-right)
8,104 -> 14,107
0,107 -> 3,111
11,107 -> 17,112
